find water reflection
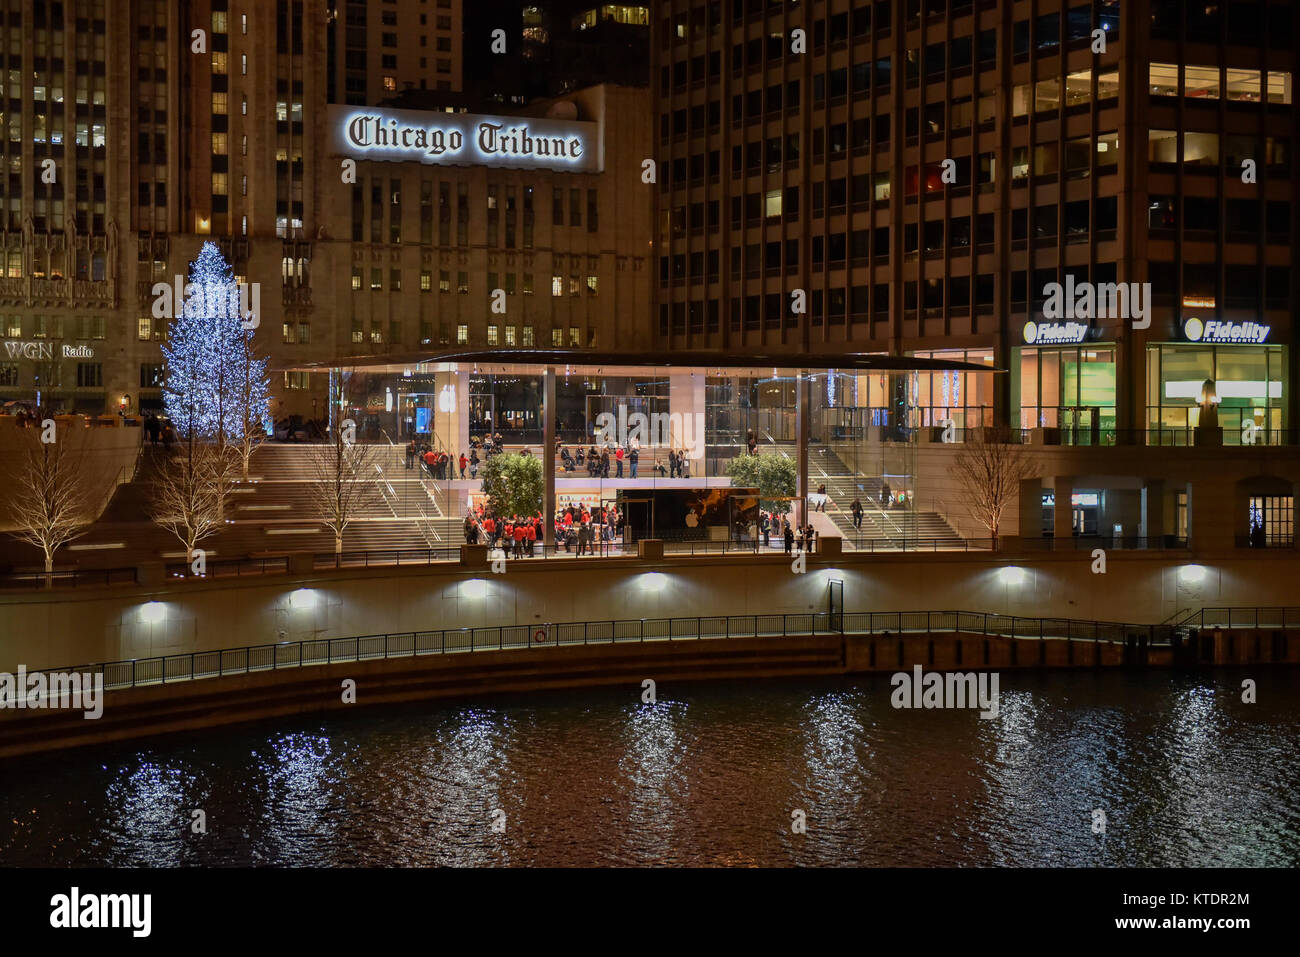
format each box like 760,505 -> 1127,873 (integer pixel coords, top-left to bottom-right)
0,671 -> 1297,867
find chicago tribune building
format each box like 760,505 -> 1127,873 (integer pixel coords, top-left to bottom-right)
0,0 -> 651,420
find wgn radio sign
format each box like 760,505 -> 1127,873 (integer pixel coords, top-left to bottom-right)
329,106 -> 603,172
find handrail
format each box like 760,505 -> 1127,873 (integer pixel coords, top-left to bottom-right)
15,606 -> 1292,695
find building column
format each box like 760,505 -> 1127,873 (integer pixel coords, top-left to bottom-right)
668,371 -> 706,461
1018,477 -> 1043,539
543,366 -> 556,540
1053,475 -> 1075,539
796,370 -> 809,519
1141,479 -> 1165,543
1188,478 -> 1233,552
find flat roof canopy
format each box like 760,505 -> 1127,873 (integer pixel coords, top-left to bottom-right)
278,348 -> 1002,376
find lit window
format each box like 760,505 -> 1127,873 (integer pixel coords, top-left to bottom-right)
551,328 -> 563,347
137,318 -> 152,341
383,76 -> 397,91
487,325 -> 499,345
522,325 -> 535,346
504,325 -> 517,346
764,189 -> 782,219
552,275 -> 564,297
420,271 -> 432,292
568,327 -> 581,346
457,324 -> 469,344
586,276 -> 598,295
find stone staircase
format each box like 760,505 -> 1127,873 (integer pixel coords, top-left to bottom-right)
757,437 -> 966,549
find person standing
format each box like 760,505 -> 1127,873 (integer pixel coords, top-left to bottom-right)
851,498 -> 863,529
615,445 -> 624,478
405,440 -> 416,470
629,445 -> 639,479
784,523 -> 794,555
459,452 -> 468,479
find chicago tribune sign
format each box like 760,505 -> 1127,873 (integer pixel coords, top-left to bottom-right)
328,106 -> 602,172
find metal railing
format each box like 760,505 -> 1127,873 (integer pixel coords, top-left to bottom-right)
21,606 -> 1263,696
165,556 -> 290,579
0,567 -> 139,589
1019,535 -> 1190,551
1178,607 -> 1300,629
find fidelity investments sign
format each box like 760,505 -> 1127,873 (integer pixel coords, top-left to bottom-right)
329,106 -> 602,172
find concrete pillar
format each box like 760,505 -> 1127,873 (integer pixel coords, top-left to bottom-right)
543,367 -> 556,543
1053,475 -> 1075,539
668,371 -> 706,463
455,370 -> 470,455
1142,479 -> 1165,542
433,371 -> 457,455
796,370 -> 809,518
1017,477 -> 1043,539
1187,479 -> 1233,551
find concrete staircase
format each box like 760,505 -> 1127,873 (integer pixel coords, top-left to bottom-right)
756,437 -> 966,549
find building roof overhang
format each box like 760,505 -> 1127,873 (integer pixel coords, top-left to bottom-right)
276,348 -> 1002,376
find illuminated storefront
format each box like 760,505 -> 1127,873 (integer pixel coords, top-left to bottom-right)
908,349 -> 996,429
1011,322 -> 1117,443
1147,318 -> 1287,445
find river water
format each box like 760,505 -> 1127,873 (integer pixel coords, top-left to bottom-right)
1,669 -> 1297,867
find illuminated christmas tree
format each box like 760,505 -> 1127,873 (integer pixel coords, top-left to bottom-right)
161,241 -> 268,447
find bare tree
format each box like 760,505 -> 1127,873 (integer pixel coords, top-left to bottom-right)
953,428 -> 1038,545
152,440 -> 229,565
306,432 -> 384,555
6,422 -> 93,587
227,322 -> 271,480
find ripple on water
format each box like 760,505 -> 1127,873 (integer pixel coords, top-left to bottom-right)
0,670 -> 1297,867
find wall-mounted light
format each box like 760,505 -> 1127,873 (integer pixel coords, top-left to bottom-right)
998,566 -> 1027,586
462,579 -> 487,599
140,601 -> 166,624
289,588 -> 317,608
640,572 -> 669,592
1178,564 -> 1208,585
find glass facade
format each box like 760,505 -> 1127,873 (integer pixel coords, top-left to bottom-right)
1011,345 -> 1117,444
322,360 -> 956,551
909,349 -> 996,430
1146,344 -> 1287,445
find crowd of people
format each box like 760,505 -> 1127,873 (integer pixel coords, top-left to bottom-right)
463,500 -> 625,557
406,432 -> 518,480
557,440 -> 636,478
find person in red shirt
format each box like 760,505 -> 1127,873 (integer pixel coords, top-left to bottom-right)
513,521 -> 526,558
458,453 -> 468,478
526,520 -> 537,556
483,515 -> 496,546
423,449 -> 436,477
